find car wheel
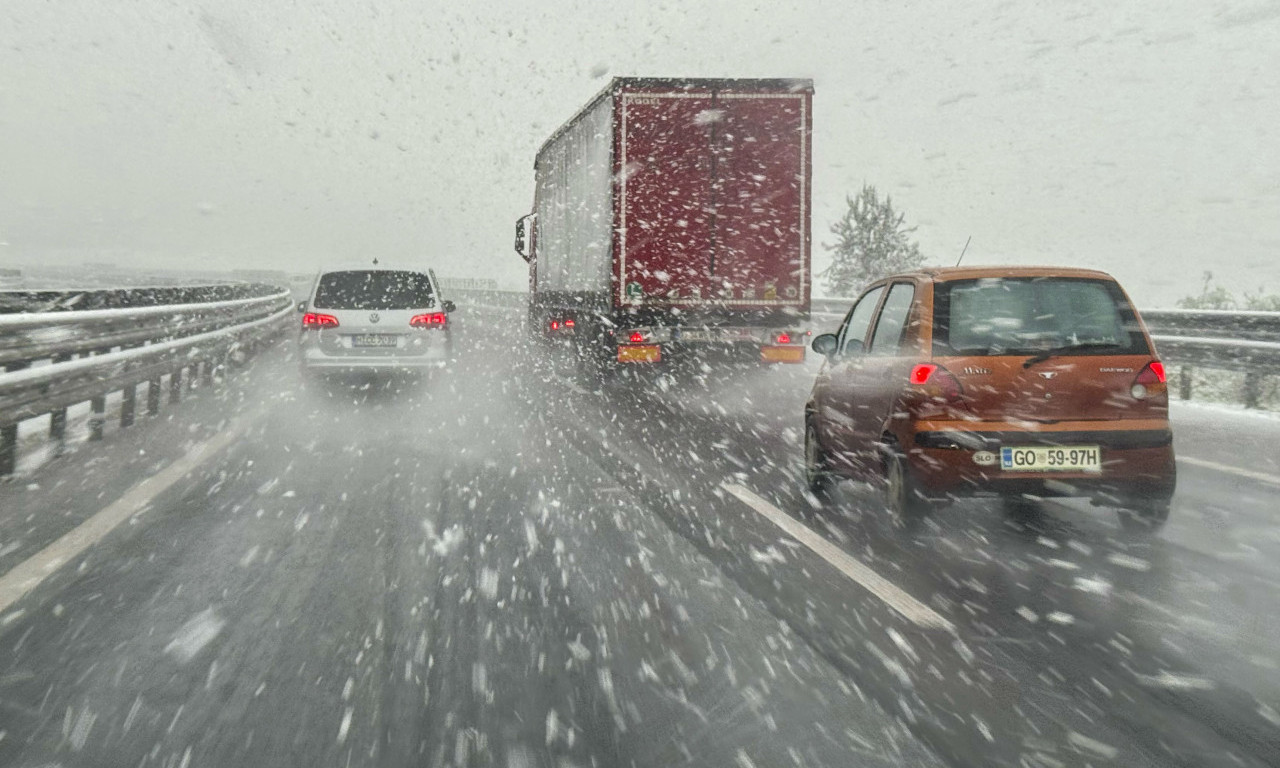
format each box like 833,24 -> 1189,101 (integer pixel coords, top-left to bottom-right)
1117,497 -> 1171,533
804,421 -> 832,495
886,451 -> 930,519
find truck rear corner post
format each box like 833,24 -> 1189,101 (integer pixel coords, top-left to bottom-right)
515,77 -> 813,375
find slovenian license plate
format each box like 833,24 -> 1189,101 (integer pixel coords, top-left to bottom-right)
351,334 -> 398,348
1001,445 -> 1101,473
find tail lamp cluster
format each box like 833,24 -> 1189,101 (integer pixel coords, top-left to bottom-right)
549,318 -> 576,332
1130,361 -> 1166,400
410,312 -> 448,328
302,312 -> 339,329
909,363 -> 964,402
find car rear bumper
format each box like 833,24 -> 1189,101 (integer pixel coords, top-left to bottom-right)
903,420 -> 1176,500
301,347 -> 449,371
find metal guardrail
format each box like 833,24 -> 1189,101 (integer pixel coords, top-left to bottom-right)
0,284 -> 294,476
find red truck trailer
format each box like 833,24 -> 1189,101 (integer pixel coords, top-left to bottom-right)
515,77 -> 813,372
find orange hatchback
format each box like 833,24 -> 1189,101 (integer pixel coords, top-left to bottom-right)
805,267 -> 1175,530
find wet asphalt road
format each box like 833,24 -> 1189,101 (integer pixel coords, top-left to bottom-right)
0,306 -> 1278,768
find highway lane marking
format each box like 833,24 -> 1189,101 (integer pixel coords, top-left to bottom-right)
1177,456 -> 1280,487
0,420 -> 250,616
721,483 -> 955,631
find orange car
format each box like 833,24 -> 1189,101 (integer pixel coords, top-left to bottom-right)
805,267 -> 1175,530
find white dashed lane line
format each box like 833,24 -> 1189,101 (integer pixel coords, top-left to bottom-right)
0,419 -> 251,616
721,482 -> 955,631
1177,456 -> 1280,487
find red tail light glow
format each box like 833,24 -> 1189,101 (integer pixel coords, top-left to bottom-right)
909,363 -> 938,385
1131,361 -> 1168,400
1136,361 -> 1166,384
302,312 -> 339,329
909,363 -> 963,402
629,332 -> 645,343
550,320 -> 560,331
410,313 -> 448,327
776,332 -> 792,344
564,319 -> 575,328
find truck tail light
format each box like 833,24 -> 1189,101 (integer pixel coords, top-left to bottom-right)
410,313 -> 448,327
1130,361 -> 1167,400
627,330 -> 652,344
909,363 -> 963,402
302,312 -> 339,329
775,332 -> 792,344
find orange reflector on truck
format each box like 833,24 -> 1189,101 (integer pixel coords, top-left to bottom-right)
617,344 -> 661,363
761,345 -> 805,364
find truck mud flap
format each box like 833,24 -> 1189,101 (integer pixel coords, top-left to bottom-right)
617,345 -> 661,364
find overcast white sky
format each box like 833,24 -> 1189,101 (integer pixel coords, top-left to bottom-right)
1,0 -> 1278,305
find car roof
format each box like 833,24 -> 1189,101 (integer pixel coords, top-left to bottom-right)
314,264 -> 434,277
889,265 -> 1117,283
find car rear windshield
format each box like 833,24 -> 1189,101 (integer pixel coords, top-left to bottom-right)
312,270 -> 434,310
932,277 -> 1149,356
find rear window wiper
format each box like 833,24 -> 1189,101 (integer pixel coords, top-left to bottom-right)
1023,342 -> 1121,368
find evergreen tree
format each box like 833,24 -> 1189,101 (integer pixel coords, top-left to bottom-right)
819,184 -> 925,296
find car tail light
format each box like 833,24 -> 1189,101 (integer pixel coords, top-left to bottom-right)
564,319 -> 575,328
627,330 -> 652,344
1131,361 -> 1167,400
302,312 -> 339,329
909,363 -> 963,401
775,332 -> 792,344
550,320 -> 560,331
410,312 -> 448,327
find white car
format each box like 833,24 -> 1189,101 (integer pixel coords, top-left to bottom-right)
297,266 -> 455,376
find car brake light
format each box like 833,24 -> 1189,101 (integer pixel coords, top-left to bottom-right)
776,332 -> 792,344
550,320 -> 560,331
1131,361 -> 1167,400
1136,361 -> 1166,384
410,313 -> 448,327
629,331 -> 646,343
909,363 -> 963,401
565,319 -> 575,328
909,363 -> 937,385
302,312 -> 339,329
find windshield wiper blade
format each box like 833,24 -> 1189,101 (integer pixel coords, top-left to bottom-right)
1022,342 -> 1120,368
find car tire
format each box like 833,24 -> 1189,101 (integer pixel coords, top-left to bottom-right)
804,421 -> 833,496
886,450 -> 930,519
1117,497 -> 1171,533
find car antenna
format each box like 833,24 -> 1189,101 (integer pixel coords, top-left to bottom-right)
954,236 -> 972,267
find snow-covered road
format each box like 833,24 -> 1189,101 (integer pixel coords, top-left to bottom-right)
0,306 -> 1277,767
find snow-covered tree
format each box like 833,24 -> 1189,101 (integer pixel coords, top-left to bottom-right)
819,185 -> 925,296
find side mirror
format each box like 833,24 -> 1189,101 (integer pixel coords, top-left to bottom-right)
442,300 -> 457,313
297,301 -> 307,313
811,333 -> 838,357
515,214 -> 534,263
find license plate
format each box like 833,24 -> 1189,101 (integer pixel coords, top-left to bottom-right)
1001,445 -> 1101,473
351,334 -> 398,348
761,345 -> 804,363
617,344 -> 661,363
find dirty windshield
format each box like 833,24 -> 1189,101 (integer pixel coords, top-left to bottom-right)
1,3 -> 1278,768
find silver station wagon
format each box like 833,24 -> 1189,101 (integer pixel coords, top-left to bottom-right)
297,265 -> 456,377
